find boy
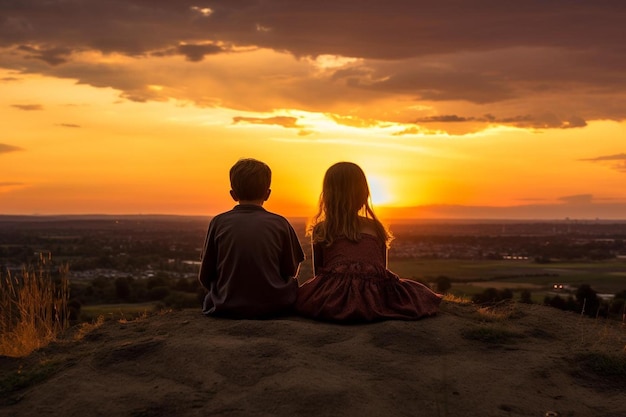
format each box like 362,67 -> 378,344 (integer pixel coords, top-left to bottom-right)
198,158 -> 305,318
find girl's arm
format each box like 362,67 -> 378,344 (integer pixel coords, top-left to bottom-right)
312,241 -> 324,276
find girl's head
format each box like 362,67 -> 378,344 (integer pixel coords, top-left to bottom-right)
310,162 -> 391,246
322,162 -> 371,215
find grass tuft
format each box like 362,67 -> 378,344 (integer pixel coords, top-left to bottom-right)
476,301 -> 525,321
442,293 -> 472,305
0,257 -> 69,357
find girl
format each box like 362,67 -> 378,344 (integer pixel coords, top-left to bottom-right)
296,162 -> 442,322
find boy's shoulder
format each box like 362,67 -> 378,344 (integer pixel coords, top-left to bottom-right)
212,205 -> 292,224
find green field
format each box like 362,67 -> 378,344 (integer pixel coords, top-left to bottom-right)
389,258 -> 626,296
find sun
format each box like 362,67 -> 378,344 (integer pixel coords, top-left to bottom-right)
367,175 -> 394,206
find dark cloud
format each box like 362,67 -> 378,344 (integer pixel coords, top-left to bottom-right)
2,1 -> 624,59
415,115 -> 474,123
11,104 -> 43,110
0,181 -> 24,187
177,43 -> 224,62
0,143 -> 23,153
58,123 -> 81,128
17,44 -> 72,65
413,113 -> 587,129
1,1 -> 625,128
203,1 -> 626,60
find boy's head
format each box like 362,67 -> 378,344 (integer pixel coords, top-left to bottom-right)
229,158 -> 272,202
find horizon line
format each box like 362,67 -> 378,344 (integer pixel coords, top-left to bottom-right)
2,213 -> 626,223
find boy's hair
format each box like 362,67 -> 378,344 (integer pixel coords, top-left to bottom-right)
308,161 -> 391,247
229,158 -> 272,201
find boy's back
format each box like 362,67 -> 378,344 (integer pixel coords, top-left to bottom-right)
199,204 -> 304,318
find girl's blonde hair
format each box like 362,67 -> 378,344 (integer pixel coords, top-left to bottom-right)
308,162 -> 392,247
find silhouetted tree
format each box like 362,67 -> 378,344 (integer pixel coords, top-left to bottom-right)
520,289 -> 533,304
472,288 -> 513,305
576,284 -> 600,317
115,277 -> 132,300
435,276 -> 452,293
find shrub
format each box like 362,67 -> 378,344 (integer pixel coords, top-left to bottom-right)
0,258 -> 69,357
435,276 -> 452,293
148,286 -> 171,301
576,284 -> 600,317
519,289 -> 533,304
472,287 -> 514,305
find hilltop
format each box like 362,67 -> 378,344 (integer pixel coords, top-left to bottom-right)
1,300 -> 625,417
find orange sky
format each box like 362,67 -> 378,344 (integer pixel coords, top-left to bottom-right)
1,2 -> 626,219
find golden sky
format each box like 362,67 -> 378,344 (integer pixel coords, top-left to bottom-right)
1,1 -> 625,219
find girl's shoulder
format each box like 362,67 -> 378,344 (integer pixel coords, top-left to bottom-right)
310,220 -> 325,234
358,216 -> 380,236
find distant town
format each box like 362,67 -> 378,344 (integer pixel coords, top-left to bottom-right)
1,215 -> 625,321
2,215 -> 626,276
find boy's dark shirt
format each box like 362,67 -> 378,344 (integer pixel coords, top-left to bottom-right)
199,204 -> 305,318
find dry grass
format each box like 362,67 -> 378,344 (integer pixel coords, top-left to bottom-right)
72,315 -> 105,341
441,293 -> 472,305
476,301 -> 526,322
0,256 -> 69,357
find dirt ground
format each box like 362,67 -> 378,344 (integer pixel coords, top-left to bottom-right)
1,300 -> 625,417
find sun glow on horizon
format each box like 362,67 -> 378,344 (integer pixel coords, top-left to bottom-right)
367,174 -> 394,206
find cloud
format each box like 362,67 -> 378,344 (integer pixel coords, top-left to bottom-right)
0,1 -> 625,131
328,114 -> 387,128
1,1 -> 623,60
580,153 -> 626,162
232,115 -> 316,136
11,104 -> 43,111
0,181 -> 25,194
413,112 -> 587,130
176,43 -> 224,62
392,126 -> 433,136
57,123 -> 81,128
233,116 -> 301,129
559,194 -> 594,205
415,115 -> 474,123
579,153 -> 626,173
0,143 -> 23,154
17,44 -> 73,65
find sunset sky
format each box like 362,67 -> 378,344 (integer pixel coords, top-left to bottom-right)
1,1 -> 625,220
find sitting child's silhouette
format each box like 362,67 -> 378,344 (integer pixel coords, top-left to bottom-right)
198,158 -> 305,318
296,161 -> 442,322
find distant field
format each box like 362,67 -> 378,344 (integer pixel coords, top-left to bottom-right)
389,258 -> 626,295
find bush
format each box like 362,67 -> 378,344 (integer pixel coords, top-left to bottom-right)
163,292 -> 201,309
472,287 -> 514,305
576,284 -> 600,317
435,276 -> 452,293
148,286 -> 171,301
519,289 -> 533,304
